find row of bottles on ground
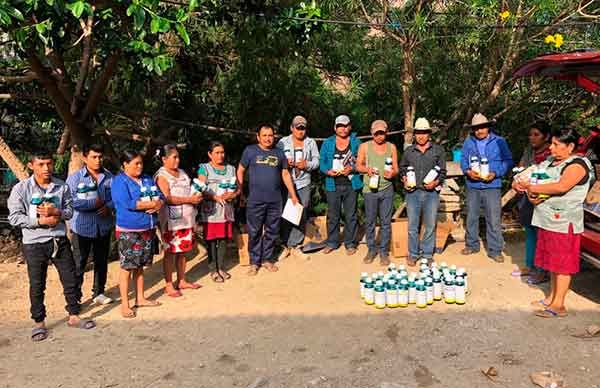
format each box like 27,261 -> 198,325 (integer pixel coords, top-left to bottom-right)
360,260 -> 468,309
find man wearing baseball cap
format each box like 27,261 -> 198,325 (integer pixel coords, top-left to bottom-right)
276,116 -> 320,260
319,115 -> 363,255
400,118 -> 447,266
356,120 -> 399,265
460,113 -> 513,263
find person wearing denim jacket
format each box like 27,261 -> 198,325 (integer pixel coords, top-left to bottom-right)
460,113 -> 513,262
319,115 -> 363,255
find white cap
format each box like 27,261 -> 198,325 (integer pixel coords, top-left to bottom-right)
441,262 -> 447,267
400,279 -> 408,285
398,265 -> 406,271
456,276 -> 464,282
426,277 -> 433,282
78,183 -> 85,187
365,277 -> 372,283
377,271 -> 384,277
361,272 -> 368,277
32,193 -> 41,198
375,280 -> 383,286
151,185 -> 157,190
450,264 -> 457,270
416,280 -> 424,286
141,187 -> 147,191
371,273 -> 378,278
388,280 -> 396,285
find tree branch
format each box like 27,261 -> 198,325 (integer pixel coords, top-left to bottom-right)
79,50 -> 120,124
0,72 -> 38,83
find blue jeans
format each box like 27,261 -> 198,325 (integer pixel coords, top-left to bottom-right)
465,188 -> 503,257
364,186 -> 394,256
325,185 -> 359,249
281,186 -> 312,248
406,189 -> 440,259
246,201 -> 282,266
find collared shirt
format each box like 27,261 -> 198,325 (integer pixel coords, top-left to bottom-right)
400,143 -> 447,190
8,176 -> 73,244
276,135 -> 320,190
66,167 -> 114,238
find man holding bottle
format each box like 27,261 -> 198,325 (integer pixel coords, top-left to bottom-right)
400,118 -> 447,266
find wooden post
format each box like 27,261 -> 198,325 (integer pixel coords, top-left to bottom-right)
0,135 -> 29,181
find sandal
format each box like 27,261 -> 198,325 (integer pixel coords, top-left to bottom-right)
571,325 -> 600,338
121,309 -> 136,319
31,327 -> 48,342
535,308 -> 568,318
528,273 -> 549,285
530,299 -> 549,308
211,271 -> 225,283
134,300 -> 161,308
68,318 -> 96,330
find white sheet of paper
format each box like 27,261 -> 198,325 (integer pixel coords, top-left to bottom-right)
282,199 -> 304,226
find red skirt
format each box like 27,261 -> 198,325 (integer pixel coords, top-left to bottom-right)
162,228 -> 194,253
534,224 -> 581,274
203,222 -> 233,241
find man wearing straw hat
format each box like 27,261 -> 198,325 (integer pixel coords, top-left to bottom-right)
460,113 -> 513,263
400,118 -> 447,266
356,120 -> 399,266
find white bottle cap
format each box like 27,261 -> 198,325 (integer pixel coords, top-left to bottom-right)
431,262 -> 438,268
450,264 -> 457,270
375,280 -> 383,286
440,262 -> 447,267
151,185 -> 157,191
456,276 -> 464,282
400,279 -> 408,285
377,271 -> 384,278
78,183 -> 85,188
371,273 -> 378,279
416,280 -> 424,286
361,272 -> 368,277
365,277 -> 372,283
141,187 -> 147,192
426,277 -> 433,283
32,193 -> 41,198
87,181 -> 95,186
388,280 -> 396,285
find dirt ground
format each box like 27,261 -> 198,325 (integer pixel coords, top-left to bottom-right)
0,235 -> 599,388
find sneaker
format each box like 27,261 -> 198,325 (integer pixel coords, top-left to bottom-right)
292,248 -> 310,260
489,254 -> 504,263
363,251 -> 377,264
278,247 -> 291,261
379,255 -> 391,267
93,294 -> 113,305
460,247 -> 480,255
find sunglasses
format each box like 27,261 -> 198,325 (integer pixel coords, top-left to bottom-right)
336,124 -> 349,129
373,131 -> 386,136
294,125 -> 307,130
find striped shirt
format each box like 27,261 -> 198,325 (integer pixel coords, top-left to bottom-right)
8,176 -> 73,244
66,167 -> 114,238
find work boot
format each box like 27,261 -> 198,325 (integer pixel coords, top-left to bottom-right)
379,254 -> 391,267
363,251 -> 377,264
460,247 -> 479,255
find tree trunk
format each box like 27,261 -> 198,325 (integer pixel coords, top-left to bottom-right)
401,48 -> 415,145
0,135 -> 29,181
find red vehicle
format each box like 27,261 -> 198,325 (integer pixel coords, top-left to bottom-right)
513,49 -> 600,268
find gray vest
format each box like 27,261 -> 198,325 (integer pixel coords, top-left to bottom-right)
199,163 -> 235,223
531,156 -> 593,233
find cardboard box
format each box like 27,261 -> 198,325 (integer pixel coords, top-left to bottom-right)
234,226 -> 250,266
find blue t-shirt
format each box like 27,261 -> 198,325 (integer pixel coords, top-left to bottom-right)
240,144 -> 287,203
476,136 -> 489,157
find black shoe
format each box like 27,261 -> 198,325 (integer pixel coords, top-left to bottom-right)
489,254 -> 504,263
363,251 -> 377,264
461,247 -> 480,255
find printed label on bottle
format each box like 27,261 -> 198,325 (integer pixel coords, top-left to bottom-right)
455,286 -> 466,304
364,289 -> 374,305
433,282 -> 442,300
386,289 -> 399,307
408,288 -> 416,304
374,292 -> 386,309
416,291 -> 427,308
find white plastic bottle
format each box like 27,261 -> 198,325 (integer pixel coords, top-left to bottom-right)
368,168 -> 380,190
423,166 -> 441,185
432,273 -> 443,301
398,279 -> 409,307
457,267 -> 469,294
406,166 -> 416,189
294,148 -> 304,164
470,156 -> 480,174
425,277 -> 434,305
227,177 -> 237,193
332,154 -> 342,172
384,157 -> 393,174
374,280 -> 386,309
480,157 -> 490,179
455,276 -> 466,305
408,276 -> 417,304
386,280 -> 399,308
363,277 -> 374,305
360,272 -> 368,299
140,187 -> 151,202
76,183 -> 87,199
388,263 -> 396,272
150,185 -> 160,201
87,181 -> 98,201
29,193 -> 43,221
416,280 -> 427,308
444,276 -> 456,304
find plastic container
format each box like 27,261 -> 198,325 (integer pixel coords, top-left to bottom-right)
360,272 -> 368,299
423,166 -> 441,185
87,181 -> 98,201
455,276 -> 466,305
425,277 -> 434,305
406,166 -> 416,188
374,280 -> 386,309
386,280 -> 399,308
444,276 -> 456,304
364,278 -> 374,305
398,279 -> 409,307
416,280 -> 427,308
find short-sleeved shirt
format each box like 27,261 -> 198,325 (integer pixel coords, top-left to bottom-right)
334,144 -> 352,187
240,144 -> 287,203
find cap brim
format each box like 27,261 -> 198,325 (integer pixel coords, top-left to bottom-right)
464,119 -> 496,129
414,128 -> 433,133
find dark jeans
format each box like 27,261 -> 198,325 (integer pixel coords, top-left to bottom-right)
22,237 -> 80,323
364,185 -> 394,256
465,188 -> 503,256
406,189 -> 440,259
281,185 -> 312,248
71,232 -> 111,300
247,201 -> 282,266
325,185 -> 359,249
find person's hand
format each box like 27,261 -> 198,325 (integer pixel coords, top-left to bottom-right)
295,159 -> 307,170
213,195 -> 227,206
96,205 -> 111,217
37,204 -> 60,217
38,215 -> 60,227
189,194 -> 203,205
366,167 -> 377,177
327,169 -> 339,177
528,192 -> 544,205
466,170 -> 480,181
482,172 -> 496,182
512,180 -> 528,193
287,159 -> 294,168
383,170 -> 394,180
424,180 -> 439,190
341,165 -> 353,176
290,195 -> 299,205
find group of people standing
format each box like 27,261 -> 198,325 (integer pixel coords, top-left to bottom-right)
7,111 -> 594,341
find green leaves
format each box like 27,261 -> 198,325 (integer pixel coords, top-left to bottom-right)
0,4 -> 24,25
127,3 -> 146,30
176,23 -> 190,45
150,16 -> 170,33
141,54 -> 174,75
66,1 -> 85,18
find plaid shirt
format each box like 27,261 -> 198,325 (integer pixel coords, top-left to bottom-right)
66,167 -> 114,238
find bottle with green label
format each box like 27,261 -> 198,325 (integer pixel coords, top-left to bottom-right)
425,277 -> 434,305
374,280 -> 386,309
419,258 -> 429,267
444,276 -> 456,304
432,273 -> 443,301
419,264 -> 429,273
360,272 -> 368,299
77,183 -> 87,199
398,279 -> 409,307
140,186 -> 151,202
388,263 -> 396,272
398,264 -> 406,272
408,276 -> 417,304
386,280 -> 399,308
29,193 -> 43,220
416,280 -> 427,308
457,268 -> 469,294
449,264 -> 457,276
87,181 -> 98,200
364,277 -> 374,305
440,262 -> 448,272
455,276 -> 466,305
